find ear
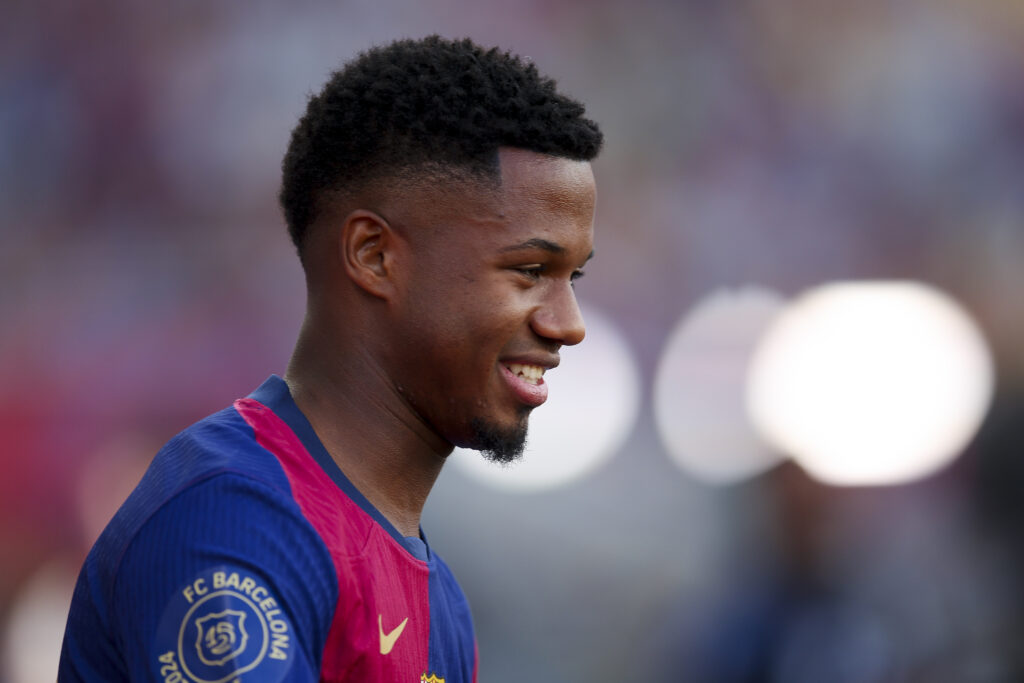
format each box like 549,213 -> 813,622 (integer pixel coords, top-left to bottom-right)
340,209 -> 402,300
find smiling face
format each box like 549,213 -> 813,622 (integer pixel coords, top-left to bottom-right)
384,148 -> 596,462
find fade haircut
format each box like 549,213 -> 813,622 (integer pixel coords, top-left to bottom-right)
279,35 -> 603,257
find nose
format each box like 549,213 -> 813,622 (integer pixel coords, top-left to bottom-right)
530,281 -> 586,346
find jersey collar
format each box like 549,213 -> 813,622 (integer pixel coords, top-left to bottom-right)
248,374 -> 430,562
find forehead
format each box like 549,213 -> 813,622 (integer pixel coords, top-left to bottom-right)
375,149 -> 595,259
456,148 -> 596,254
495,148 -> 596,217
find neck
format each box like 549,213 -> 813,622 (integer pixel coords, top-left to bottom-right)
284,317 -> 451,537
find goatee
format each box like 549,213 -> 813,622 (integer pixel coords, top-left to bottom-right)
468,410 -> 530,464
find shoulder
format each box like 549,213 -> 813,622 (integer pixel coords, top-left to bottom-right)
89,406 -> 294,577
78,401 -> 349,629
112,473 -> 337,674
63,405 -> 339,681
62,403 -> 339,679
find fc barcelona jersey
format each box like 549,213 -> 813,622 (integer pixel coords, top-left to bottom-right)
59,375 -> 477,682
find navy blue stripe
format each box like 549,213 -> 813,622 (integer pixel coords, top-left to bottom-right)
248,375 -> 428,559
427,556 -> 475,682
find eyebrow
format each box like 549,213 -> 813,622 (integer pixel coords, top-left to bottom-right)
499,238 -> 595,261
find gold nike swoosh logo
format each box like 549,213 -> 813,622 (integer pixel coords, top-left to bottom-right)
378,614 -> 409,655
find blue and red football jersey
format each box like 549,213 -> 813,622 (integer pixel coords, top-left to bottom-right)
59,375 -> 477,682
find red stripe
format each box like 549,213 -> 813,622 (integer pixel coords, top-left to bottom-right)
235,398 -> 431,681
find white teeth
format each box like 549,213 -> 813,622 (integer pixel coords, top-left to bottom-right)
506,363 -> 545,385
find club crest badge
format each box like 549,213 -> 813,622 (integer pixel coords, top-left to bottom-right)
420,674 -> 445,683
154,566 -> 294,683
195,609 -> 249,666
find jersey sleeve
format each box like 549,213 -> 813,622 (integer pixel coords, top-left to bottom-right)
109,471 -> 337,682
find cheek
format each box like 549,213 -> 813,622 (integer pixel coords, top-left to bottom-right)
402,267 -> 530,362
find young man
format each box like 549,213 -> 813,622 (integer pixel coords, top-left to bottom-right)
59,35 -> 602,682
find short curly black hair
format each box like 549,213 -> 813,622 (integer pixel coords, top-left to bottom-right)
279,35 -> 603,254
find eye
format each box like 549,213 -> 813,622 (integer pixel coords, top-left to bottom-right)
570,269 -> 586,287
515,264 -> 544,280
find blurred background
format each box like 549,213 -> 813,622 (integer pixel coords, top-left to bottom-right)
2,0 -> 1024,680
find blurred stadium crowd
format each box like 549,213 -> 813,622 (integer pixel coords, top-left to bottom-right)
2,0 -> 1024,680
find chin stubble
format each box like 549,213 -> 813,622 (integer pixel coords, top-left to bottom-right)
468,409 -> 530,464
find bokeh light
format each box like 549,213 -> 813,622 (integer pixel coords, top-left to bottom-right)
450,305 -> 640,493
1,561 -> 76,683
747,281 -> 995,486
654,286 -> 789,484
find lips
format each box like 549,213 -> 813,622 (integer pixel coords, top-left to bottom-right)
500,362 -> 550,407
